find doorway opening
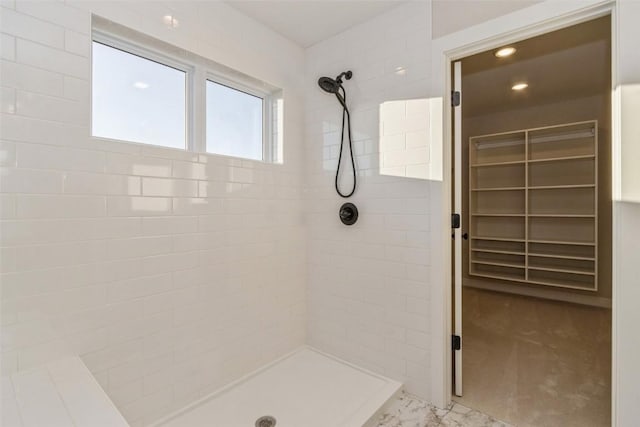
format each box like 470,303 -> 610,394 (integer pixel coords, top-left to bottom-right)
451,15 -> 612,426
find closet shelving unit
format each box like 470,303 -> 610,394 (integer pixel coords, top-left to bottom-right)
468,120 -> 598,291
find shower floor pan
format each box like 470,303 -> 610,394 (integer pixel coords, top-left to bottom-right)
156,346 -> 402,427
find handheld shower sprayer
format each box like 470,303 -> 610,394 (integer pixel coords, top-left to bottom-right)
317,70 -> 356,199
318,71 -> 352,109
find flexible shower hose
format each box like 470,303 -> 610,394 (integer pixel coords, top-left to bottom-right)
335,86 -> 356,198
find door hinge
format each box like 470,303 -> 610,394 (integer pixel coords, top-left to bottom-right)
452,335 -> 461,351
451,90 -> 461,107
451,213 -> 461,229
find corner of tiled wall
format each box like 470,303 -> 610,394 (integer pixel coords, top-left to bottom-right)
0,1 -> 306,424
303,1 -> 434,399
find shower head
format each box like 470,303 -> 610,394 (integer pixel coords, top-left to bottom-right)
317,71 -> 353,94
318,71 -> 352,109
318,76 -> 341,94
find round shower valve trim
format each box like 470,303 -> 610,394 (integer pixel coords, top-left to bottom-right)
339,202 -> 358,226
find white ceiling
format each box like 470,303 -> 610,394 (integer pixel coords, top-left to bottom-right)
431,0 -> 541,39
225,1 -> 405,48
462,16 -> 610,118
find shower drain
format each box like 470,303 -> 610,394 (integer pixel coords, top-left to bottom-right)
255,415 -> 276,427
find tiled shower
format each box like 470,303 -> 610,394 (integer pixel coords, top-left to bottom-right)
305,3 -> 434,397
1,1 -> 308,423
1,1 -> 444,423
1,1 -> 438,424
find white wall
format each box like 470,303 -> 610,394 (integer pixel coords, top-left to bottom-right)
304,1 -> 435,399
0,1 -> 306,425
431,0 -> 542,38
617,0 -> 640,203
614,0 -> 640,424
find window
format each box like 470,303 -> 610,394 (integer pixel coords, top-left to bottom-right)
206,80 -> 263,161
92,41 -> 187,149
91,17 -> 281,162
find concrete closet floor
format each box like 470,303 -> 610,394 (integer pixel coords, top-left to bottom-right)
455,287 -> 611,427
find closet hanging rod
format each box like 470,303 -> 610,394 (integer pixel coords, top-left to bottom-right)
474,128 -> 595,150
529,128 -> 595,144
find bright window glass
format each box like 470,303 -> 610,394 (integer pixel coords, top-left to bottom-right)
92,41 -> 186,149
206,80 -> 263,161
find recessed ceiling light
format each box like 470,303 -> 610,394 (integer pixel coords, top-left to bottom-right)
163,15 -> 179,28
495,47 -> 516,58
133,82 -> 149,90
512,82 -> 528,91
395,66 -> 406,75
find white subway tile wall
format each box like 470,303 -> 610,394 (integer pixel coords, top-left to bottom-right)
304,2 -> 434,399
0,1 -> 306,425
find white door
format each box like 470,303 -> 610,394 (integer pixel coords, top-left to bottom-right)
453,60 -> 463,397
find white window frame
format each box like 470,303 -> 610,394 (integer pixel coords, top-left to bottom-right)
203,72 -> 274,162
91,18 -> 279,162
91,30 -> 195,151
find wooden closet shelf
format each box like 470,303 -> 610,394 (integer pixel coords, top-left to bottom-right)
472,260 -> 525,269
528,239 -> 595,246
471,187 -> 525,192
527,214 -> 595,218
471,272 -> 525,283
471,213 -> 525,217
529,184 -> 595,190
471,248 -> 526,256
471,236 -> 526,243
528,154 -> 595,164
470,160 -> 526,167
528,265 -> 595,276
527,252 -> 595,261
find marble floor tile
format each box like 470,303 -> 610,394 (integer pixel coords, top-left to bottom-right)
371,391 -> 511,427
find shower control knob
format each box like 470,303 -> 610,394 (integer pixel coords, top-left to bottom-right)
339,202 -> 358,226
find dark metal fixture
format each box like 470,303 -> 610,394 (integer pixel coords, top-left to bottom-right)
255,415 -> 276,427
317,70 -> 356,198
339,202 -> 358,226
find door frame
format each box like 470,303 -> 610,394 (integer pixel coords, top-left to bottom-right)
429,0 -> 619,423
452,60 -> 462,397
